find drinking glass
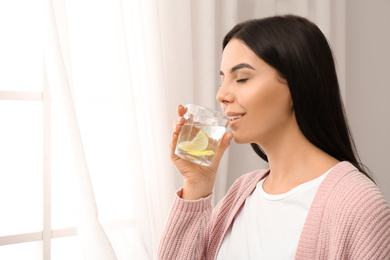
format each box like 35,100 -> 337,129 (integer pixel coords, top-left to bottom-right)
175,104 -> 228,165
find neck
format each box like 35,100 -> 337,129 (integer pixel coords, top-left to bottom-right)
260,120 -> 339,194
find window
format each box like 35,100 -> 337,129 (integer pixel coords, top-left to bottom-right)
0,1 -> 134,259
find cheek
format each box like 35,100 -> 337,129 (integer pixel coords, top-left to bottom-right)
259,80 -> 292,115
261,89 -> 293,128
243,85 -> 293,139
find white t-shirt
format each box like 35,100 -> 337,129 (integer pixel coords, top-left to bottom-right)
217,168 -> 332,260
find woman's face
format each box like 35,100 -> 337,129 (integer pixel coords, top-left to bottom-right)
217,38 -> 294,145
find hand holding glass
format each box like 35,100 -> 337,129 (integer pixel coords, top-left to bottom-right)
174,104 -> 229,166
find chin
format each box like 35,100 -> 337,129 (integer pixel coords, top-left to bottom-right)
232,135 -> 250,145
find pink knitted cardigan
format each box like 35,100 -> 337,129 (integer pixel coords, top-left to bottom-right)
158,161 -> 390,259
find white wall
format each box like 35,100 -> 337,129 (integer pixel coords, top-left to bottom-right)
346,0 -> 390,203
225,1 -> 390,204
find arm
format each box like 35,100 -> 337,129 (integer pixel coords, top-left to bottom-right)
158,104 -> 232,259
348,187 -> 390,259
158,189 -> 212,260
322,171 -> 390,259
158,169 -> 267,260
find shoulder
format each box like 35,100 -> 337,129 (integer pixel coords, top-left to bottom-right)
307,161 -> 390,236
317,162 -> 389,218
305,162 -> 390,258
324,162 -> 390,258
324,162 -> 388,213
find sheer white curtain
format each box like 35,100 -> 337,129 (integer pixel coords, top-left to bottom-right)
43,0 -> 238,259
42,0 -> 345,259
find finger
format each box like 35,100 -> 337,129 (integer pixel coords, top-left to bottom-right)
170,124 -> 182,156
176,116 -> 185,125
173,118 -> 184,134
212,132 -> 233,164
177,104 -> 187,117
172,116 -> 185,130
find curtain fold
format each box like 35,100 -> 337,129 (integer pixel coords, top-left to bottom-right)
42,0 -> 117,259
42,0 -> 345,259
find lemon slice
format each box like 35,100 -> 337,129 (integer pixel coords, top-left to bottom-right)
187,150 -> 215,156
178,129 -> 209,152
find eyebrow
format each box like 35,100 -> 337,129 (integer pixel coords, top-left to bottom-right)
219,63 -> 255,76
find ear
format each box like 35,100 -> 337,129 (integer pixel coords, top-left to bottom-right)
289,95 -> 294,110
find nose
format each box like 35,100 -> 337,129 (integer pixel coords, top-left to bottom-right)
216,82 -> 234,105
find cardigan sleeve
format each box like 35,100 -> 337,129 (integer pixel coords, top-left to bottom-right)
158,169 -> 267,260
157,188 -> 213,260
316,171 -> 390,259
343,182 -> 390,259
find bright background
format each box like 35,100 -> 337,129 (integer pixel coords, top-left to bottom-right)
0,0 -> 389,259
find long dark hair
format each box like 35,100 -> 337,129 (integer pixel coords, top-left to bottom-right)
223,15 -> 373,181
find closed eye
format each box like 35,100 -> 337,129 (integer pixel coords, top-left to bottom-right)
237,78 -> 248,83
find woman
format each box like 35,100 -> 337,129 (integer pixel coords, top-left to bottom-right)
158,15 -> 390,259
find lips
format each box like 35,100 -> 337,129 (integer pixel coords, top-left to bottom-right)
228,115 -> 245,121
226,112 -> 246,120
225,112 -> 246,127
